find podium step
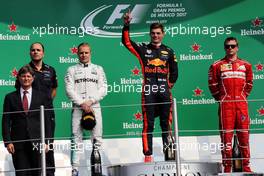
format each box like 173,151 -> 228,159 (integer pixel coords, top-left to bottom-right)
107,161 -> 221,176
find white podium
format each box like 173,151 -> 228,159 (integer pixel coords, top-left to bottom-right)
107,161 -> 222,176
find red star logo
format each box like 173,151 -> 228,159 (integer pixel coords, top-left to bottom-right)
11,68 -> 18,77
193,87 -> 203,96
132,67 -> 140,75
252,17 -> 262,27
8,22 -> 17,32
70,47 -> 78,54
134,111 -> 143,121
257,107 -> 264,116
191,43 -> 200,52
255,63 -> 263,71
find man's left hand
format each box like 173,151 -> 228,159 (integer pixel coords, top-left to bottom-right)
81,100 -> 94,113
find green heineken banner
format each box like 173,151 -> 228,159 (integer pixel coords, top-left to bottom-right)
0,0 -> 264,140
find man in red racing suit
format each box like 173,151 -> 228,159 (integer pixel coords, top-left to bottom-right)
122,11 -> 178,162
208,37 -> 253,172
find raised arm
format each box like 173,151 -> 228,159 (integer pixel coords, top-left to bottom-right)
122,10 -> 142,60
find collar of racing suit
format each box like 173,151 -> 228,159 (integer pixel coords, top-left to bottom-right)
149,43 -> 165,50
150,42 -> 162,48
78,62 -> 91,67
224,56 -> 238,63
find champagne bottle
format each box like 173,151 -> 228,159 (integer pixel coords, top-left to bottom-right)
164,135 -> 176,161
91,139 -> 102,176
171,136 -> 176,160
232,134 -> 242,172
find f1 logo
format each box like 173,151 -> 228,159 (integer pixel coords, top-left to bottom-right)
106,4 -> 150,24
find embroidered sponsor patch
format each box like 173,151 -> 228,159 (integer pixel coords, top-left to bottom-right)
237,65 -> 246,71
221,64 -> 232,71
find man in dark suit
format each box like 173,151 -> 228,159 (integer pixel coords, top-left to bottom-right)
2,65 -> 52,176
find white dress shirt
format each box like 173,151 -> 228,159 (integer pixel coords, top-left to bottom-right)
20,87 -> 32,110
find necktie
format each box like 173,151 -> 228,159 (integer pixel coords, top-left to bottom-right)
23,90 -> 28,113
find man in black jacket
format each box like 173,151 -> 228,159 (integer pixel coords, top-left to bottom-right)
28,42 -> 57,176
2,65 -> 52,176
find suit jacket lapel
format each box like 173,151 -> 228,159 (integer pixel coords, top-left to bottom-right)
15,90 -> 26,116
29,89 -> 36,111
15,90 -> 24,111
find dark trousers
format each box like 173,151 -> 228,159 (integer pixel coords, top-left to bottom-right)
46,117 -> 55,176
142,83 -> 172,156
12,142 -> 41,176
46,148 -> 55,176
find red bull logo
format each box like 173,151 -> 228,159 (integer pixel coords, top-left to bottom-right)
147,58 -> 166,67
145,66 -> 168,74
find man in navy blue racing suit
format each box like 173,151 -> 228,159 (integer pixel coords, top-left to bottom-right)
122,11 -> 178,162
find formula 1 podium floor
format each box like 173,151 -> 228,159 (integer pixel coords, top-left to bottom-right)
107,161 -> 264,176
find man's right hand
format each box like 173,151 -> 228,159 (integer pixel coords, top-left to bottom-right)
168,82 -> 174,89
123,10 -> 132,25
7,143 -> 15,154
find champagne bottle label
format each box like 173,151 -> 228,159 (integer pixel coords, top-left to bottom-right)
168,147 -> 172,158
91,139 -> 102,176
164,135 -> 176,161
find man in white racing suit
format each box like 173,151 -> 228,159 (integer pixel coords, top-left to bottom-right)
64,42 -> 107,176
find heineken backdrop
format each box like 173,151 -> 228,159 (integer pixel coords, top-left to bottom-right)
1,0 -> 264,174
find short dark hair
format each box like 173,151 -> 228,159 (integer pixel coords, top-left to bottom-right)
224,37 -> 239,47
150,23 -> 164,33
15,65 -> 34,89
77,42 -> 91,51
30,42 -> 45,52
